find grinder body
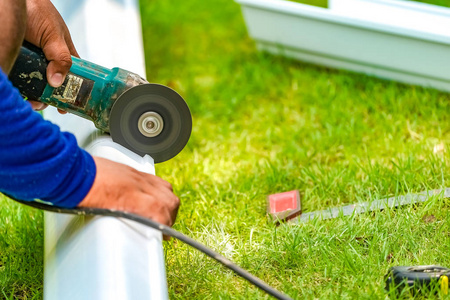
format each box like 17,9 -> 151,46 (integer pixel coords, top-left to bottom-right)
9,43 -> 146,133
9,43 -> 192,163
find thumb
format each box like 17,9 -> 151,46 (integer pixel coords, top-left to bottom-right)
42,36 -> 73,88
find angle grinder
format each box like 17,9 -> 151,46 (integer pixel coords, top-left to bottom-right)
8,42 -> 192,163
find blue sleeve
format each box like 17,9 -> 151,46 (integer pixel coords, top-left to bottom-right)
0,68 -> 96,208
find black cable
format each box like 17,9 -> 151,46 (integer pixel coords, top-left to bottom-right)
11,198 -> 293,300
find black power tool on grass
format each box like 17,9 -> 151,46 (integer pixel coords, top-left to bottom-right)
385,265 -> 449,296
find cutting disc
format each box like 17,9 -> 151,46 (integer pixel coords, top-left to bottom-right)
109,84 -> 192,163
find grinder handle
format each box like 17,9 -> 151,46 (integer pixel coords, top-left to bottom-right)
9,41 -> 49,101
8,42 -> 112,131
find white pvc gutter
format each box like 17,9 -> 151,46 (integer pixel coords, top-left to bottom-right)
43,0 -> 169,299
236,0 -> 450,92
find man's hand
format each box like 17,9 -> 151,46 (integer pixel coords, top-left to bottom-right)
79,157 -> 180,230
0,0 -> 26,74
25,0 -> 78,112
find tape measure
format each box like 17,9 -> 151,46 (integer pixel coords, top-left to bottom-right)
385,265 -> 449,296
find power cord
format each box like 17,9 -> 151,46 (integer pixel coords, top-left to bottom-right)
11,198 -> 293,300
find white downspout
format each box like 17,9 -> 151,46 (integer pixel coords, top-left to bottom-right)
43,0 -> 169,298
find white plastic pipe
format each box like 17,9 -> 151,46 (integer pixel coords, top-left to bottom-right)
43,0 -> 169,299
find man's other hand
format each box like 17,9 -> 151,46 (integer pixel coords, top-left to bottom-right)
79,157 -> 181,233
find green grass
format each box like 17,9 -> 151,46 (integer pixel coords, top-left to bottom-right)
288,0 -> 328,8
0,201 -> 43,299
410,0 -> 450,7
2,0 -> 450,298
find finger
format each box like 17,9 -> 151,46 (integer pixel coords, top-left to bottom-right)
57,109 -> 67,114
41,34 -> 73,88
140,185 -> 179,225
28,101 -> 48,111
144,174 -> 174,191
169,196 -> 180,226
146,195 -> 178,227
155,192 -> 180,227
64,32 -> 79,58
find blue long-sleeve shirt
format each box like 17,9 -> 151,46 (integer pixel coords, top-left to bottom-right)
0,68 -> 96,207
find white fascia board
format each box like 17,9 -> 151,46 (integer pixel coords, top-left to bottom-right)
237,0 -> 450,44
43,0 -> 169,299
236,0 -> 450,92
329,0 -> 450,39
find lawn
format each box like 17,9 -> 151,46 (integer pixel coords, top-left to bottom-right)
1,0 -> 450,298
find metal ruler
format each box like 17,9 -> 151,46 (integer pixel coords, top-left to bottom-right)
292,188 -> 450,223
